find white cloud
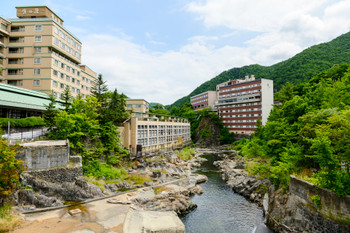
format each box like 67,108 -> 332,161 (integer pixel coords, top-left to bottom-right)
76,15 -> 92,21
81,0 -> 350,105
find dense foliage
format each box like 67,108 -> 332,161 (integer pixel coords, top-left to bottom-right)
0,117 -> 45,128
168,31 -> 350,109
235,64 -> 350,196
0,138 -> 24,203
44,75 -> 130,175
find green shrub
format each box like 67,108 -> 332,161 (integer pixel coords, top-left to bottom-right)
311,195 -> 322,209
83,160 -> 127,180
0,117 -> 45,128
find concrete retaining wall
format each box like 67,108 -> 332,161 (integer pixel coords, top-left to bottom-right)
26,166 -> 83,183
16,140 -> 70,170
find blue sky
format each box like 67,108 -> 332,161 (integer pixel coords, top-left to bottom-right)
2,0 -> 350,104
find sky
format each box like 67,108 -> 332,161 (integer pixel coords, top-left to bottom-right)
2,0 -> 350,105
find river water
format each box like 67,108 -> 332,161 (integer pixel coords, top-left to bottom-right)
181,153 -> 272,233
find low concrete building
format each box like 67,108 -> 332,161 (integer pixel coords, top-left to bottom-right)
16,139 -> 70,170
121,112 -> 191,156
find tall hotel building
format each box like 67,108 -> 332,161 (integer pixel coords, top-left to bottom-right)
0,6 -> 96,99
190,91 -> 217,111
190,75 -> 274,135
216,75 -> 273,135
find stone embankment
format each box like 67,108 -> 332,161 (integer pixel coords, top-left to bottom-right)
266,176 -> 350,233
213,151 -> 269,206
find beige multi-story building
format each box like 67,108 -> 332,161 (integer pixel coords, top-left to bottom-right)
0,6 -> 96,99
120,98 -> 191,156
120,112 -> 191,156
126,99 -> 149,114
190,91 -> 217,111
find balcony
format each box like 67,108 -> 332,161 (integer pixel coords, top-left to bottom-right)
9,37 -> 24,43
8,48 -> 24,54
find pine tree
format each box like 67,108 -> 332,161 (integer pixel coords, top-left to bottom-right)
62,86 -> 72,112
43,92 -> 58,131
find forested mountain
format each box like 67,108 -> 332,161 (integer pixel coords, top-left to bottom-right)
167,31 -> 350,109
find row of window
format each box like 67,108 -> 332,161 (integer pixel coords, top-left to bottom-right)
221,114 -> 262,118
191,93 -> 208,102
220,108 -> 261,113
53,59 -> 80,76
220,89 -> 261,98
218,96 -> 260,104
52,80 -> 81,93
220,83 -> 261,93
229,125 -> 257,128
54,37 -> 81,59
220,102 -> 261,108
54,26 -> 81,51
191,98 -> 208,105
223,119 -> 257,123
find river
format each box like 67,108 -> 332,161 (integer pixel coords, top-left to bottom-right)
181,153 -> 272,233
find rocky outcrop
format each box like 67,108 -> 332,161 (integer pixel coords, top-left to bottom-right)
193,116 -> 221,146
266,176 -> 350,233
16,189 -> 63,208
20,173 -> 103,208
214,152 -> 269,205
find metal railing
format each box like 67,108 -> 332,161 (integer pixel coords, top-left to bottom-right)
1,127 -> 48,142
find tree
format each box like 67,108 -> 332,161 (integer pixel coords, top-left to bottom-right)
43,92 -> 58,131
0,139 -> 24,205
61,86 -> 72,112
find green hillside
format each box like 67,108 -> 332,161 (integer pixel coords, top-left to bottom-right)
167,31 -> 350,109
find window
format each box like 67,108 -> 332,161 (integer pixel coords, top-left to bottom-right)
1,24 -> 8,31
71,87 -> 75,93
54,37 -> 59,45
8,69 -> 23,75
71,77 -> 75,83
33,79 -> 40,86
52,80 -> 58,87
60,73 -> 65,79
8,80 -> 23,86
66,76 -> 70,82
8,47 -> 24,53
11,26 -> 24,32
54,59 -> 58,66
60,83 -> 65,89
54,26 -> 59,35
34,68 -> 41,75
9,37 -> 24,43
35,24 -> 42,32
34,47 -> 41,53
53,70 -> 58,76
72,68 -> 75,74
34,57 -> 41,64
34,35 -> 42,42
61,63 -> 65,69
8,58 -> 23,64
66,66 -> 70,72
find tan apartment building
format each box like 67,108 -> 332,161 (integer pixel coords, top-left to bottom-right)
120,112 -> 191,156
120,98 -> 191,156
0,6 -> 96,99
190,90 -> 217,111
126,99 -> 149,114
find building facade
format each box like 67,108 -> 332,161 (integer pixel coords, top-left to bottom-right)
126,99 -> 149,114
0,83 -> 62,118
216,75 -> 273,135
190,91 -> 217,111
0,6 -> 96,99
120,112 -> 191,156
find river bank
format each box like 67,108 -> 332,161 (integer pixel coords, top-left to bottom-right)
10,148 -> 209,232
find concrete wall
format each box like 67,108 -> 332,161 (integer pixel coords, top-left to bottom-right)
290,175 -> 350,221
16,140 -> 70,170
268,175 -> 350,232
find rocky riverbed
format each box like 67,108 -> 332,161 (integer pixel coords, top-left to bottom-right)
213,150 -> 269,206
